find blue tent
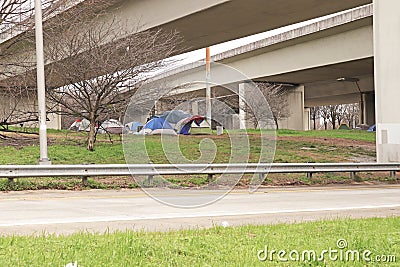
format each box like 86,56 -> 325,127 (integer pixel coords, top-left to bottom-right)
367,125 -> 376,132
178,115 -> 205,135
144,117 -> 174,130
159,110 -> 191,124
179,123 -> 192,135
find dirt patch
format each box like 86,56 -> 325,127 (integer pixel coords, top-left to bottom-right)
0,132 -> 41,148
0,131 -> 112,148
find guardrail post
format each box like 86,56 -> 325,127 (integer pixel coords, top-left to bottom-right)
147,161 -> 154,186
82,176 -> 88,186
207,163 -> 214,183
147,175 -> 154,186
390,171 -> 396,178
259,173 -> 265,182
208,174 -> 213,183
350,172 -> 356,180
307,173 -> 313,179
7,178 -> 14,185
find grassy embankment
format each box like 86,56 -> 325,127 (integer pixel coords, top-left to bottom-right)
0,129 -> 389,190
0,217 -> 398,266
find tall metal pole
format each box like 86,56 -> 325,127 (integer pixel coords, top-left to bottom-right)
34,0 -> 51,164
337,77 -> 364,126
355,81 -> 365,125
205,47 -> 212,128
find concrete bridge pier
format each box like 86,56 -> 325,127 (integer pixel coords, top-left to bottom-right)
374,0 -> 400,162
238,82 -> 249,129
278,85 -> 309,131
361,92 -> 375,126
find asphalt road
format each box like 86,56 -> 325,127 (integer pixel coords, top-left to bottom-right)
0,185 -> 399,235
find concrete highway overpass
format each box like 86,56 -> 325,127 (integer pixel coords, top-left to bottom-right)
0,0 -> 399,163
155,5 -> 374,132
0,0 -> 371,87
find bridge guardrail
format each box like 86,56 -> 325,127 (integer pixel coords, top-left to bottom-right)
0,163 -> 398,184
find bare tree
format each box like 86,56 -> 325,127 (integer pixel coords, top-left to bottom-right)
343,103 -> 359,129
44,12 -> 182,150
0,84 -> 36,126
327,105 -> 340,129
309,106 -> 320,130
0,0 -> 61,130
0,0 -> 61,76
257,82 -> 292,129
336,104 -> 346,127
313,104 -> 360,130
0,0 -> 56,27
319,106 -> 330,130
328,104 -> 347,129
240,82 -> 292,129
155,90 -> 201,115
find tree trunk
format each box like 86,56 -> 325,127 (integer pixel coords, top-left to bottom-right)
253,120 -> 259,129
313,117 -> 316,130
273,115 -> 279,130
87,118 -> 96,151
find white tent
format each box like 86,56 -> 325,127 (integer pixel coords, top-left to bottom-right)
69,118 -> 90,131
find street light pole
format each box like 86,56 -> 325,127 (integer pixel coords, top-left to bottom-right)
34,0 -> 51,164
354,80 -> 364,125
337,77 -> 364,125
205,47 -> 212,128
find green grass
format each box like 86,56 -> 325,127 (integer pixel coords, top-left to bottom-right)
273,139 -> 376,163
278,129 -> 376,142
0,143 -> 126,165
0,177 -> 133,191
0,217 -> 398,266
0,129 -> 376,165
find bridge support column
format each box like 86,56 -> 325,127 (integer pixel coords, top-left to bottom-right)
374,0 -> 400,162
361,93 -> 375,126
238,82 -> 249,129
191,101 -> 199,115
279,85 -> 309,131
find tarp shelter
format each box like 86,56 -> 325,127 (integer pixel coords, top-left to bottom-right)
338,123 -> 350,130
139,117 -> 177,135
160,110 -> 191,124
178,115 -> 205,135
144,117 -> 174,130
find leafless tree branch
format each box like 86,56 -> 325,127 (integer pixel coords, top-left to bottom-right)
44,11 -> 183,150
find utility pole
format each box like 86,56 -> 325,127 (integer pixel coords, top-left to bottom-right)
205,47 -> 212,128
34,0 -> 51,164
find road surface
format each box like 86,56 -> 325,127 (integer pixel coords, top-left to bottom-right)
0,185 -> 399,235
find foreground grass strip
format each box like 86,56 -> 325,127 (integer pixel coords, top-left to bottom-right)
0,217 -> 398,266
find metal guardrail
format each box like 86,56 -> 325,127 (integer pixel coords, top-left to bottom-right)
0,163 -> 398,183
